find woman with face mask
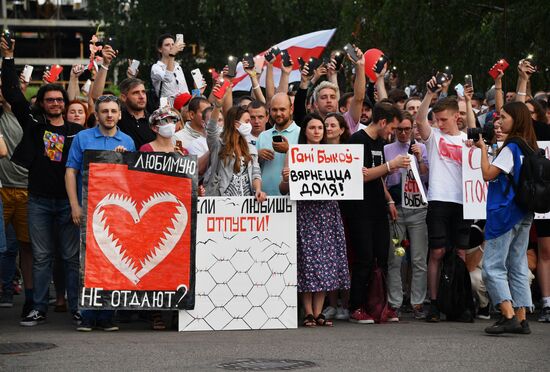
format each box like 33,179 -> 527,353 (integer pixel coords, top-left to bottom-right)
205,85 -> 266,202
140,107 -> 188,155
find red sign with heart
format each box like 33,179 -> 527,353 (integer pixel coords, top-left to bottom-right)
84,163 -> 192,291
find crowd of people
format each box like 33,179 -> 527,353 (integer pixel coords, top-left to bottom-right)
0,32 -> 549,335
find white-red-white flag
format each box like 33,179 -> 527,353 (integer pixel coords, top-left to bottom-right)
232,28 -> 336,92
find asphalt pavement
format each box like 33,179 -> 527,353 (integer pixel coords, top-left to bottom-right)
0,296 -> 548,371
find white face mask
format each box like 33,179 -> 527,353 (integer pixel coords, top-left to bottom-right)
157,123 -> 176,138
237,121 -> 252,137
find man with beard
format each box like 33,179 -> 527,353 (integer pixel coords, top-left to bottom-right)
118,78 -> 155,149
256,93 -> 300,195
1,37 -> 83,326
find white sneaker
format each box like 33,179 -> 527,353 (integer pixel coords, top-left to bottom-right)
322,306 -> 337,320
335,307 -> 349,320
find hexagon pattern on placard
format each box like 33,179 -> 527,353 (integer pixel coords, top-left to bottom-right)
179,203 -> 297,332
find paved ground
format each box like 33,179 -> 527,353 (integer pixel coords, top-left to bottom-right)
0,296 -> 548,371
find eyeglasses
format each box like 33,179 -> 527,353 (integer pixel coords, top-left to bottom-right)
44,97 -> 64,103
97,95 -> 119,103
396,127 -> 412,133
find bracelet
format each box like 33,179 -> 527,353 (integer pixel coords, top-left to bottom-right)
252,84 -> 260,90
517,92 -> 527,96
214,103 -> 223,108
386,162 -> 391,173
387,201 -> 395,205
495,87 -> 502,90
281,180 -> 288,184
100,64 -> 109,71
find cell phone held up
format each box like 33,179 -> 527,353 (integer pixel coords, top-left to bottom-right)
46,65 -> 63,83
242,53 -> 255,70
264,46 -> 281,63
191,68 -> 205,89
213,76 -> 230,100
272,135 -> 284,143
464,74 -> 473,90
2,29 -> 12,49
343,43 -> 359,62
226,56 -> 237,77
374,54 -> 389,74
488,59 -> 509,79
281,49 -> 292,68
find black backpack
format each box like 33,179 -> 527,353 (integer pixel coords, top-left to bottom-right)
505,138 -> 550,214
437,249 -> 475,321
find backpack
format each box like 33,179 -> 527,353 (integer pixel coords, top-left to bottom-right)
437,249 -> 475,321
505,138 -> 550,214
365,264 -> 388,323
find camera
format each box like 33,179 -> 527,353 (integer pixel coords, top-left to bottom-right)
467,123 -> 495,143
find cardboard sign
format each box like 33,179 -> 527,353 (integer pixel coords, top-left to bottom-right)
402,154 -> 428,209
462,142 -> 550,220
179,196 -> 297,331
79,151 -> 198,310
288,144 -> 363,200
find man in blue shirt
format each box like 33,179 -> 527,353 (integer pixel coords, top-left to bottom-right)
256,93 -> 300,195
65,95 -> 135,331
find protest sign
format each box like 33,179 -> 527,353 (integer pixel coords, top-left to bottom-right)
288,144 -> 363,200
462,142 -> 550,220
179,196 -> 297,331
79,151 -> 197,310
401,154 -> 428,209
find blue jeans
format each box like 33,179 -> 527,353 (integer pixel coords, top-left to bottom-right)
28,195 -> 79,314
482,214 -> 533,308
0,224 -> 19,294
81,310 -> 114,323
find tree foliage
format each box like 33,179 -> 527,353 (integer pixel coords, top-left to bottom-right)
89,0 -> 548,92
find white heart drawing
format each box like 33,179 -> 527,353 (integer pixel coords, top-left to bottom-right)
92,192 -> 188,285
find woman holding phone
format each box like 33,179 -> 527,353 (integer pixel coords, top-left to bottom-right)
206,85 -> 266,202
279,113 -> 350,327
470,102 -> 537,334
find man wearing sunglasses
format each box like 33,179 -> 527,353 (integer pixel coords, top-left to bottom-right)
65,95 -> 135,331
1,37 -> 85,326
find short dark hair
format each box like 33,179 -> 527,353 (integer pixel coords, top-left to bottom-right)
119,78 -> 145,95
236,95 -> 253,108
432,97 -> 459,114
35,84 -> 69,109
156,33 -> 174,49
247,100 -> 268,115
388,88 -> 408,104
372,101 -> 403,124
188,96 -> 210,113
338,92 -> 353,110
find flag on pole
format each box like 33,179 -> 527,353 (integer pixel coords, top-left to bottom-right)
232,28 -> 336,92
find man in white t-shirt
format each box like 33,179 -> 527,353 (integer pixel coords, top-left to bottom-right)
416,77 -> 472,322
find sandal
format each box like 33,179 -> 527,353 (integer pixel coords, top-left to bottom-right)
303,314 -> 316,327
151,313 -> 166,330
315,314 -> 333,327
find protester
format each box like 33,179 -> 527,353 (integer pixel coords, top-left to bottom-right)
65,95 -> 135,332
140,107 -> 184,154
416,77 -> 471,323
1,37 -> 84,326
205,86 -> 266,201
117,78 -> 155,149
256,93 -> 300,195
342,102 -> 410,323
66,100 -> 87,126
248,100 -> 269,145
173,97 -> 210,150
151,33 -> 189,101
279,113 -> 350,327
469,102 -> 537,334
384,111 -> 429,320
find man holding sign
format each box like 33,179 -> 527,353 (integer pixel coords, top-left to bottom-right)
384,112 -> 429,320
342,102 -> 410,324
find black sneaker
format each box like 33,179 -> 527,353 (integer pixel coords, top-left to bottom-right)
97,319 -> 119,332
20,309 -> 47,326
476,305 -> 491,320
20,301 -> 33,319
456,309 -> 474,323
485,315 -> 522,334
538,307 -> 550,323
72,311 -> 83,325
76,318 -> 93,332
0,292 -> 14,308
426,303 -> 440,323
519,320 -> 531,334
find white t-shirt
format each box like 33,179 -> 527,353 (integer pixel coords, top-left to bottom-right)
425,128 -> 467,203
492,145 -> 524,175
188,136 -> 208,157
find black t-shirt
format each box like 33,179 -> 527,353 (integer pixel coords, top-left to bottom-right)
533,120 -> 550,141
118,109 -> 155,149
28,121 -> 83,198
342,129 -> 387,219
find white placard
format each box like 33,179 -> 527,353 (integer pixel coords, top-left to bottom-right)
288,144 -> 363,200
462,141 -> 550,220
401,155 -> 428,209
179,196 -> 297,331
